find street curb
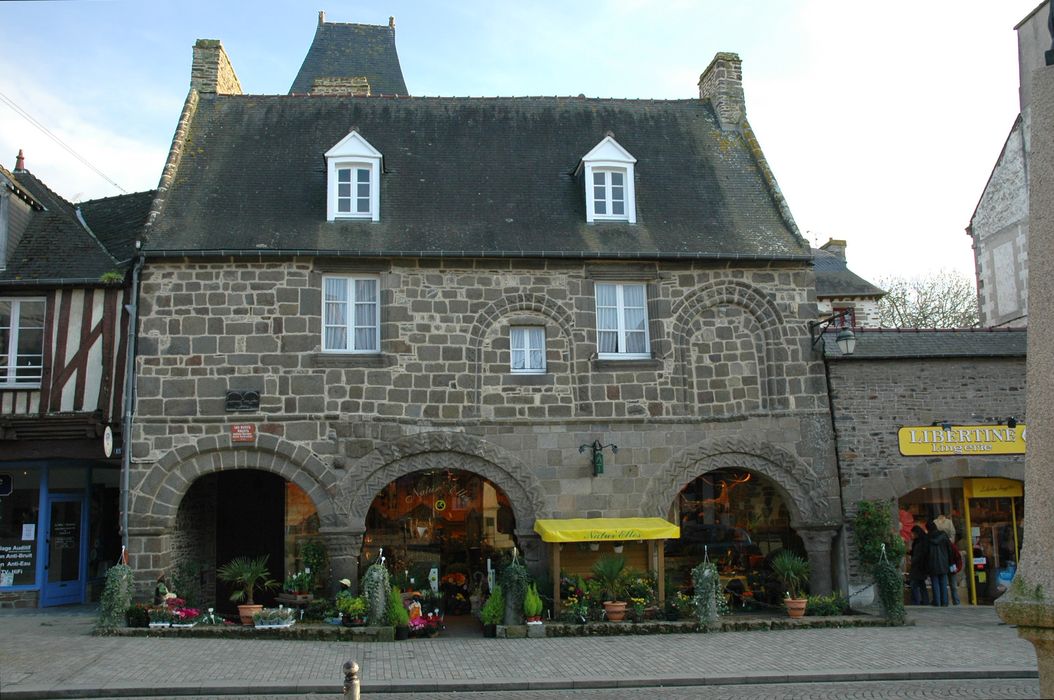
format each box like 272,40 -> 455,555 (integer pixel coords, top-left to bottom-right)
2,667 -> 1039,698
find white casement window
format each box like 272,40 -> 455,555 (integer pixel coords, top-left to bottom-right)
0,297 -> 45,386
595,282 -> 649,359
325,130 -> 382,222
322,276 -> 379,353
580,135 -> 637,224
510,326 -> 546,373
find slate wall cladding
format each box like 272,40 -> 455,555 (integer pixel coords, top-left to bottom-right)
827,355 -> 1025,525
128,256 -> 842,592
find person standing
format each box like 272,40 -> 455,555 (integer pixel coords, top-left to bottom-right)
909,525 -> 930,605
927,520 -> 954,607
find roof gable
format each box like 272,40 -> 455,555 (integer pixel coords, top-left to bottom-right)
325,130 -> 383,159
580,135 -> 637,165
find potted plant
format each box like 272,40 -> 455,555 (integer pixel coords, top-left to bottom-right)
480,584 -> 504,637
523,582 -> 543,624
283,570 -> 313,598
770,550 -> 810,618
252,606 -> 296,628
388,586 -> 410,640
591,554 -> 628,621
217,555 -> 279,625
336,592 -> 368,626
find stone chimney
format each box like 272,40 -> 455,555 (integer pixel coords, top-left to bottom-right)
820,238 -> 847,260
191,39 -> 243,95
319,10 -> 326,25
14,149 -> 25,172
389,16 -> 395,30
699,52 -> 744,129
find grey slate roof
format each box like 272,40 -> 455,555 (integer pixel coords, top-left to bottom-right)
0,168 -> 153,286
821,328 -> 1026,359
812,247 -> 884,298
145,95 -> 810,261
290,21 -> 408,96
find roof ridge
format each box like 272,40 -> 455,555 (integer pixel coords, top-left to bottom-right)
216,93 -> 704,103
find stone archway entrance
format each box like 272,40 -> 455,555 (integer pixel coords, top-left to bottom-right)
361,468 -> 518,620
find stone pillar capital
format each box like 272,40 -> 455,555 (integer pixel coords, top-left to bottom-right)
796,526 -> 839,553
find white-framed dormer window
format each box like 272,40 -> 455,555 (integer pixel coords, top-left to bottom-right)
325,130 -> 382,222
580,135 -> 637,224
322,276 -> 379,353
0,297 -> 45,386
510,326 -> 546,373
595,282 -> 649,359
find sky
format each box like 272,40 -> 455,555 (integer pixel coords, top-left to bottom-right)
0,0 -> 1042,284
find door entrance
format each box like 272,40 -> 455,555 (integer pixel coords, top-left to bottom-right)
42,493 -> 86,606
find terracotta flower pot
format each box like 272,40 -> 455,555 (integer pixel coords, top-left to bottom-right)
603,600 -> 628,622
237,604 -> 263,626
785,597 -> 807,618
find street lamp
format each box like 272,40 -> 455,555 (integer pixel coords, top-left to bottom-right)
579,440 -> 618,477
808,309 -> 857,355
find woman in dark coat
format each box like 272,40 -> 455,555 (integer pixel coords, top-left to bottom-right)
926,520 -> 953,607
909,525 -> 930,605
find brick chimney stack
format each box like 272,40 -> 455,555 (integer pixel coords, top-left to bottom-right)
14,149 -> 25,172
319,10 -> 326,25
389,16 -> 395,30
820,238 -> 848,260
699,52 -> 744,130
191,39 -> 243,95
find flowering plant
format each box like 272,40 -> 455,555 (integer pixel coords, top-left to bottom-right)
629,596 -> 647,621
198,607 -> 230,626
284,570 -> 313,594
408,611 -> 443,636
253,605 -> 297,626
561,595 -> 590,624
441,572 -> 466,587
172,606 -> 201,624
147,606 -> 174,624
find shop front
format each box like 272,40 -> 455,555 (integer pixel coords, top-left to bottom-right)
664,467 -> 807,610
361,469 -> 518,616
0,462 -> 120,607
898,476 -> 1024,605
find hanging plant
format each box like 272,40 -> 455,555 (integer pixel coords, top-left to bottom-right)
360,562 -> 391,626
691,560 -> 725,625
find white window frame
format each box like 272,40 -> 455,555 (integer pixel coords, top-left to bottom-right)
580,135 -> 637,224
321,275 -> 380,353
0,297 -> 46,387
325,130 -> 382,222
594,282 -> 650,360
510,326 -> 546,374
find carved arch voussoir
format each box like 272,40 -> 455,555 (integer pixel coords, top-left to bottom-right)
141,435 -> 340,529
342,431 -> 546,530
642,436 -> 833,527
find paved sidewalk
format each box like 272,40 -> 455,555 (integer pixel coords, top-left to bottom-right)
0,606 -> 1037,699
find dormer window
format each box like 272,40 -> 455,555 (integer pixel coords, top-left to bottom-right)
580,135 -> 637,224
325,130 -> 382,222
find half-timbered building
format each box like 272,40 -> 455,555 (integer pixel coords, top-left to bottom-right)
0,153 -> 153,607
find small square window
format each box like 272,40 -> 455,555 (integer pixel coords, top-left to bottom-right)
510,326 -> 546,373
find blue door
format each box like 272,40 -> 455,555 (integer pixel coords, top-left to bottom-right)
41,494 -> 86,606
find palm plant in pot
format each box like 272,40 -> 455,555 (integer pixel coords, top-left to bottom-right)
591,554 -> 629,622
217,555 -> 279,625
770,550 -> 810,618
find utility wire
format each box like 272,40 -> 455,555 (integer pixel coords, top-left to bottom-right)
0,90 -> 127,194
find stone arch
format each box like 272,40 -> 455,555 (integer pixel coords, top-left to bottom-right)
860,460 -> 1025,503
133,433 -> 341,530
466,294 -> 584,411
671,280 -> 790,414
641,436 -> 835,527
342,431 -> 546,533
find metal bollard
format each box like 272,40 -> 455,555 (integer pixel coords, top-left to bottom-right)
343,660 -> 360,700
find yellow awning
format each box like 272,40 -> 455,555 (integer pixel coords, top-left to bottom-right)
533,517 -> 680,543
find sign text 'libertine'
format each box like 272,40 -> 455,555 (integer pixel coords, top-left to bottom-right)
898,424 -> 1026,456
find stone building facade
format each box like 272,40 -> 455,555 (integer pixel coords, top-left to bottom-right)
128,257 -> 845,596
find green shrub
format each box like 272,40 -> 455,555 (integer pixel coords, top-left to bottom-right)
523,583 -> 543,619
387,586 -> 409,627
125,603 -> 150,628
480,584 -> 505,625
852,499 -> 907,625
806,592 -> 849,616
98,564 -> 134,628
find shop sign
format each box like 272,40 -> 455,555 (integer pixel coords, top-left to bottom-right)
897,425 -> 1026,456
964,477 -> 1023,499
230,424 -> 256,443
0,541 -> 37,587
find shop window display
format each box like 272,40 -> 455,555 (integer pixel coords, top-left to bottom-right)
665,468 -> 804,610
0,470 -> 40,588
362,470 -> 517,616
899,477 -> 1024,605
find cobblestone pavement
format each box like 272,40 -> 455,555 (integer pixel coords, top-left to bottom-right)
0,606 -> 1037,698
89,679 -> 1044,699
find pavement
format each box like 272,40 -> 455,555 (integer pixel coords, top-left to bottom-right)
0,605 -> 1038,699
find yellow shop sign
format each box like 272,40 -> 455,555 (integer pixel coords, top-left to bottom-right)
964,477 -> 1023,498
898,425 -> 1026,456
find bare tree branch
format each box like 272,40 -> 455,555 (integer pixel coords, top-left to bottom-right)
877,270 -> 979,328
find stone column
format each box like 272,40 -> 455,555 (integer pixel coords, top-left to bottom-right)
797,526 -> 837,595
126,525 -> 172,600
996,57 -> 1054,697
516,530 -> 546,583
319,527 -> 364,594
